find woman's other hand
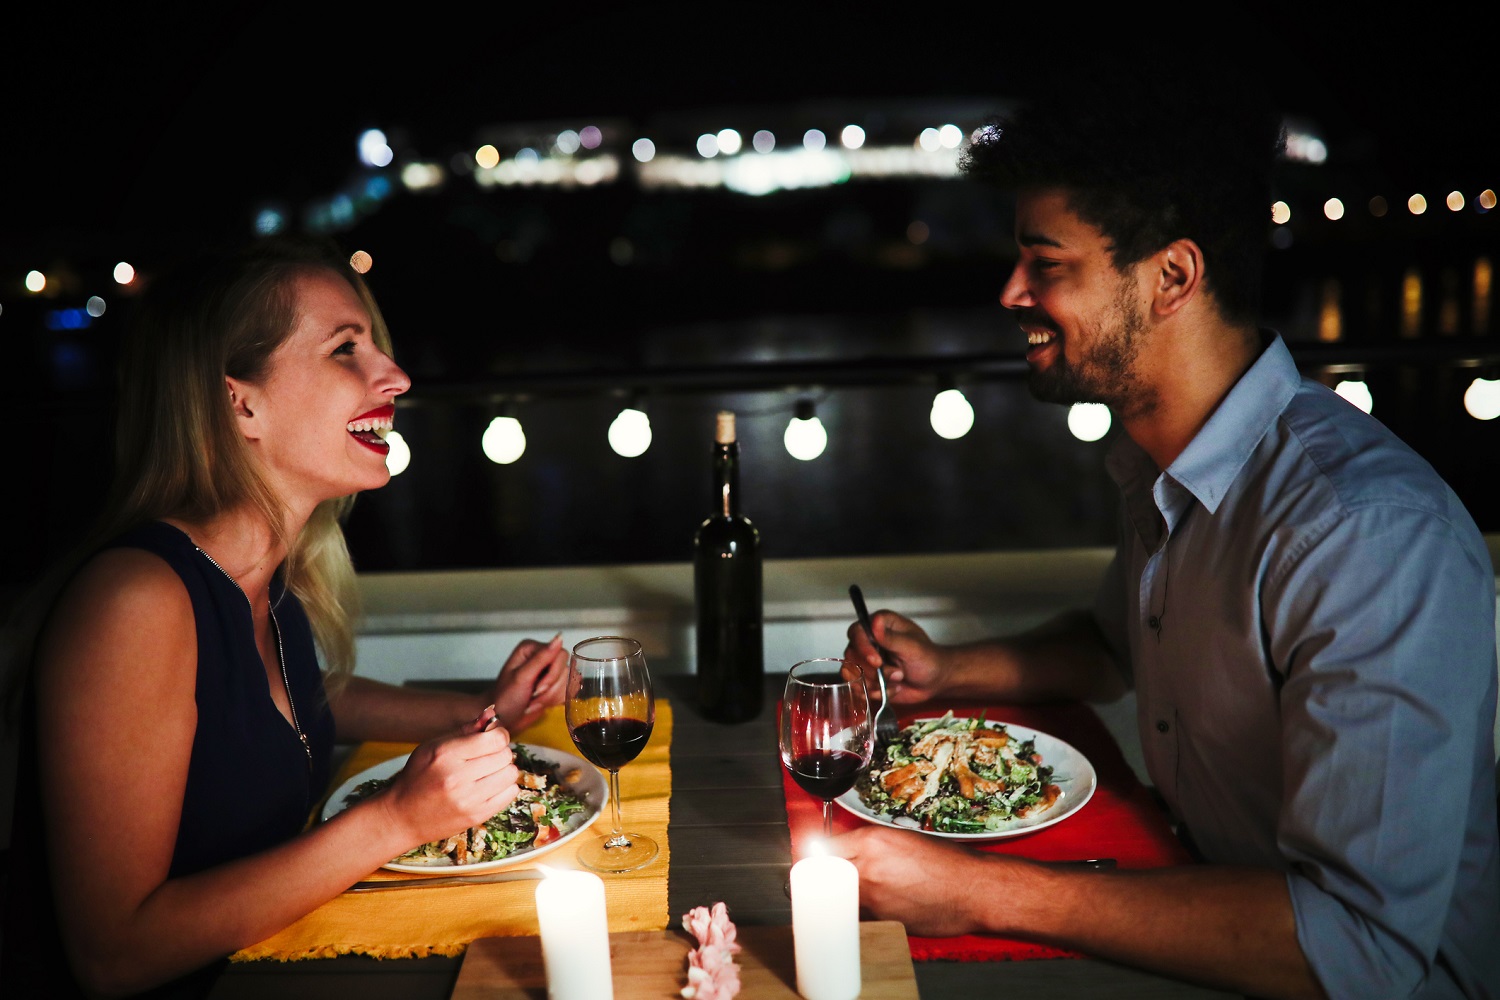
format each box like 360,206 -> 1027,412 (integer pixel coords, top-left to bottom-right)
489,634 -> 567,732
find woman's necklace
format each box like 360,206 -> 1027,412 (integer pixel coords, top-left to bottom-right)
194,545 -> 313,770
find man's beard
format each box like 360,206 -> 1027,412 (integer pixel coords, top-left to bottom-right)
1025,275 -> 1150,413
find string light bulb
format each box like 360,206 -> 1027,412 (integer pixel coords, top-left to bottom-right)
929,387 -> 975,439
784,399 -> 827,461
384,430 -> 411,475
482,414 -> 526,464
608,404 -> 652,457
1463,377 -> 1500,421
1067,403 -> 1111,442
1335,379 -> 1374,414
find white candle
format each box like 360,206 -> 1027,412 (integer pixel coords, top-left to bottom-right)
535,869 -> 614,1000
790,854 -> 861,1000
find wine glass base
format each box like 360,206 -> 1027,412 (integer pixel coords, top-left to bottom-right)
575,832 -> 659,874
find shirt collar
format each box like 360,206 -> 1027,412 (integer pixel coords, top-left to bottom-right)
1108,331 -> 1300,516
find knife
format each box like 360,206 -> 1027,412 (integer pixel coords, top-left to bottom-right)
345,869 -> 547,893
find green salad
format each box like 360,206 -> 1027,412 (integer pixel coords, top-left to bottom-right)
855,712 -> 1063,834
345,745 -> 589,865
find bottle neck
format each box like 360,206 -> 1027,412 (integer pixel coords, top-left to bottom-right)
713,442 -> 741,518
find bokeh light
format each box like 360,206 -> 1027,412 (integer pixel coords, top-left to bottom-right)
1271,201 -> 1291,224
929,389 -> 974,439
384,431 -> 411,475
608,408 -> 652,457
1335,380 -> 1374,413
1323,198 -> 1345,221
1067,403 -> 1111,442
1463,378 -> 1500,420
482,416 -> 527,464
113,262 -> 135,284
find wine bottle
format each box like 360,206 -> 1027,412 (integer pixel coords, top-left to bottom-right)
693,410 -> 764,722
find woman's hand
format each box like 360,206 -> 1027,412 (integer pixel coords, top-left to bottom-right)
489,634 -> 568,732
376,720 -> 521,849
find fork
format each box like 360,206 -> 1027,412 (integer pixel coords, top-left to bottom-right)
849,584 -> 900,749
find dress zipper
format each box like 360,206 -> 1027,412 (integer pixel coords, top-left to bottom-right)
196,546 -> 313,770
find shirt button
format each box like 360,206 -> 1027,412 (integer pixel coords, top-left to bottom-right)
1148,615 -> 1161,630
1156,720 -> 1170,734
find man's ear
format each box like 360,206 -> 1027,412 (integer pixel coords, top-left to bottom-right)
225,377 -> 261,439
1151,238 -> 1204,317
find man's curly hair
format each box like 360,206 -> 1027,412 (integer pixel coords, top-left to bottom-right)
961,67 -> 1286,327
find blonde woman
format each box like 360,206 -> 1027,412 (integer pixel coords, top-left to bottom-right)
1,238 -> 567,998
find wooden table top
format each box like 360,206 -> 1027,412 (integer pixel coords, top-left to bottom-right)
207,674 -> 1235,999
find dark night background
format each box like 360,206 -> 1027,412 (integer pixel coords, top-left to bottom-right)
3,4 -> 1495,598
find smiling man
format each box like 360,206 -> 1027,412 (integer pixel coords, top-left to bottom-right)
838,70 -> 1500,999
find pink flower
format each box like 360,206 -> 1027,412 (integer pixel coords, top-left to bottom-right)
681,902 -> 742,999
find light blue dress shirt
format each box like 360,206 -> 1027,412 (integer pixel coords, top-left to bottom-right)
1094,334 -> 1499,998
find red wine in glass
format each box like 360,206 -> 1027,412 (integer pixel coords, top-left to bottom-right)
788,748 -> 866,800
566,636 -> 659,873
570,716 -> 653,771
779,658 -> 873,839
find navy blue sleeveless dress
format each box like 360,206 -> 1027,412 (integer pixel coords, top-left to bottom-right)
3,521 -> 336,997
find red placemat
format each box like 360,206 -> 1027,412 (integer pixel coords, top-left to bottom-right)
781,700 -> 1193,962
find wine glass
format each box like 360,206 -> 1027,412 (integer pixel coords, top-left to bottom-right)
565,635 -> 659,873
779,658 -> 874,839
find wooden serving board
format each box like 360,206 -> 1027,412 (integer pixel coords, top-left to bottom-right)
453,921 -> 918,999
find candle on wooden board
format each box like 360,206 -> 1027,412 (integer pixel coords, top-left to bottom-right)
790,852 -> 861,1000
535,868 -> 614,1000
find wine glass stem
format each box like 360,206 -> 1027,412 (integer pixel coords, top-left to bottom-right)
605,768 -> 631,849
822,798 -> 834,838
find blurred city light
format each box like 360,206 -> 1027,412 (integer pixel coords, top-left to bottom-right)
1323,198 -> 1345,220
579,126 -> 602,149
113,262 -> 135,284
716,129 -> 742,155
938,124 -> 963,149
85,296 -> 106,317
697,133 -> 720,157
555,130 -> 581,155
918,127 -> 940,152
349,250 -> 373,274
1408,193 -> 1428,215
840,125 -> 865,149
25,271 -> 45,292
752,130 -> 775,153
1271,201 -> 1291,224
475,145 -> 501,169
1447,190 -> 1466,211
803,129 -> 826,152
632,138 -> 656,163
358,129 -> 393,168
1480,189 -> 1498,211
1369,195 -> 1388,217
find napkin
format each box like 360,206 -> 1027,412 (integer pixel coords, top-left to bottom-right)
232,701 -> 672,962
782,700 -> 1191,962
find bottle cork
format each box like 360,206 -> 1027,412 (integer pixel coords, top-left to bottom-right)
715,410 -> 736,444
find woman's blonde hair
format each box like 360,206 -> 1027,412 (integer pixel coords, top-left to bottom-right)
3,236 -> 392,715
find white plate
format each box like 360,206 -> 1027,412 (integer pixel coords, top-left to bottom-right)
834,718 -> 1096,840
322,744 -> 607,872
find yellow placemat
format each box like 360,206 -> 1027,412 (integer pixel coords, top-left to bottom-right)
232,701 -> 672,962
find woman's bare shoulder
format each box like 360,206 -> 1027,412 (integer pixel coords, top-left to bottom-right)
38,547 -> 197,671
